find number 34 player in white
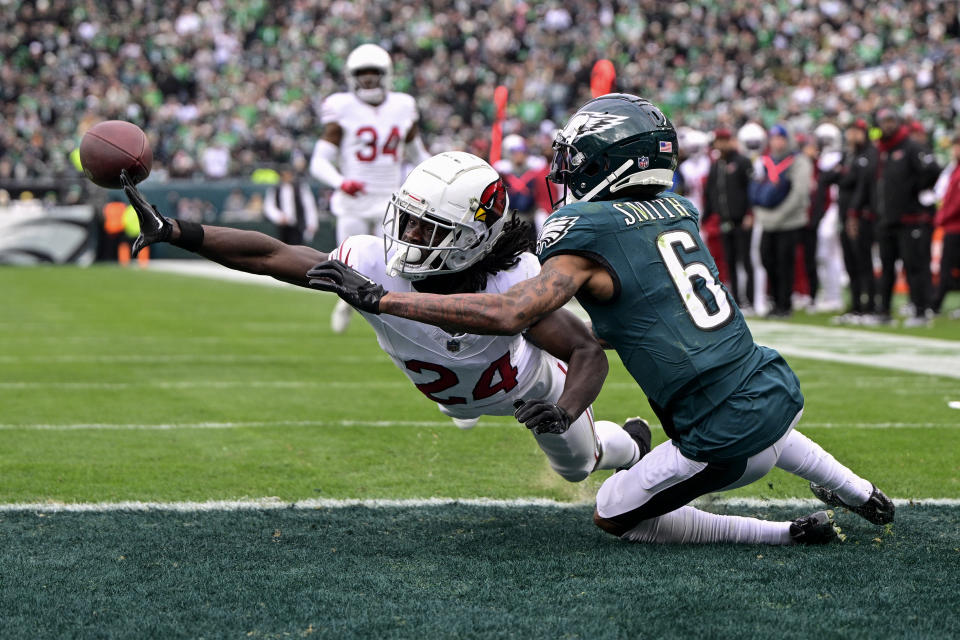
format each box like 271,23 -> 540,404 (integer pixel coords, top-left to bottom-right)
120,152 -> 649,484
310,43 -> 431,334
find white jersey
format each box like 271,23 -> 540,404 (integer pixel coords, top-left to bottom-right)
321,91 -> 418,219
678,154 -> 711,214
328,235 -> 554,419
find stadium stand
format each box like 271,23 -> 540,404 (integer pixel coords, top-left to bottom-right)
2,0 -> 959,182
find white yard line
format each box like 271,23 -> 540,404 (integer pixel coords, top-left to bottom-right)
749,323 -> 960,380
0,420 -> 955,432
147,260 -> 302,288
0,496 -> 956,513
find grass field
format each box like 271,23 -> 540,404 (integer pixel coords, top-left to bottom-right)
2,266 -> 959,638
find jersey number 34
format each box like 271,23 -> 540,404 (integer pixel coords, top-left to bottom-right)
355,126 -> 402,162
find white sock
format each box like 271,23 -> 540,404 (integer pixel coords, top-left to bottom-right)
620,506 -> 793,545
594,420 -> 640,470
775,430 -> 873,505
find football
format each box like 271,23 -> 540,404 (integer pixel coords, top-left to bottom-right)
79,120 -> 152,189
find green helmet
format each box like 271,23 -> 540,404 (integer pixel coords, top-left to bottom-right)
547,93 -> 678,209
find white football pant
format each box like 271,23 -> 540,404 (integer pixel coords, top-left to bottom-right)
597,410 -> 874,544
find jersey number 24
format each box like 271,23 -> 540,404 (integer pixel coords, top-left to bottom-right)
404,352 -> 518,405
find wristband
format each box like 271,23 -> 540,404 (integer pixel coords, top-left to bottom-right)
170,218 -> 204,251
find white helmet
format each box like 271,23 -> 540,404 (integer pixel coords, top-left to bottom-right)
345,44 -> 392,105
814,122 -> 842,154
680,128 -> 709,156
737,122 -> 767,154
384,152 -> 510,280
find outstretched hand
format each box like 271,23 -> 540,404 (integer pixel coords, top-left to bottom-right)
513,399 -> 572,435
121,169 -> 172,257
307,260 -> 385,314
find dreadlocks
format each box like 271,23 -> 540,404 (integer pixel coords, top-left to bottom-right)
412,215 -> 534,295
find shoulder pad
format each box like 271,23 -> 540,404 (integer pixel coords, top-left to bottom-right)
536,211 -> 592,258
330,235 -> 385,280
320,93 -> 353,124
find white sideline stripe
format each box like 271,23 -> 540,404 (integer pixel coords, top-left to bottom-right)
0,420 -> 956,432
0,496 -> 957,513
0,381 -> 410,390
0,420 -> 493,431
0,354 -> 356,364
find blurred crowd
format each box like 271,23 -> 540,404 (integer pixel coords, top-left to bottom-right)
667,111 -> 960,326
2,0 -> 960,181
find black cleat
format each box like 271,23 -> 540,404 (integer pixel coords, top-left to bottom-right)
617,417 -> 652,471
809,482 -> 895,525
789,510 -> 841,545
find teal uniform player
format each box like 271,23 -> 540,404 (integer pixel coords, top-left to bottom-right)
316,93 -> 895,544
537,192 -> 803,463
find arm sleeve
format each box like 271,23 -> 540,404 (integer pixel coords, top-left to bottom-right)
847,154 -> 871,213
310,138 -> 345,190
912,146 -> 942,191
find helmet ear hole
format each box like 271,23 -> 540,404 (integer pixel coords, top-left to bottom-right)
582,159 -> 603,177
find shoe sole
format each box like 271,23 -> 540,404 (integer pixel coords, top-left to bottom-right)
810,483 -> 894,525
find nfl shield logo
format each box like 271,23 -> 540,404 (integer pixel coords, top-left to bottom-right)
659,140 -> 673,153
637,156 -> 650,169
446,339 -> 461,352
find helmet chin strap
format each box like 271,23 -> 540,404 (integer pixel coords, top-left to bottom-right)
571,159 -> 634,203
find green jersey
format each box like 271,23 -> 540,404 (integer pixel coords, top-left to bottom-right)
537,192 -> 802,461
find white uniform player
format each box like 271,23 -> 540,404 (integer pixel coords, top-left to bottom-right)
328,236 -> 616,480
310,43 -> 430,334
813,122 -> 846,311
321,150 -> 644,482
676,128 -> 711,214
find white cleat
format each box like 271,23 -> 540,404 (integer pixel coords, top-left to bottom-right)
331,299 -> 353,334
451,417 -> 479,430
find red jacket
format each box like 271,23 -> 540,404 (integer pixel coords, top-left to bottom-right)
936,164 -> 960,234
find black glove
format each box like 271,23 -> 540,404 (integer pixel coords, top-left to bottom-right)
307,260 -> 385,314
121,169 -> 172,257
513,399 -> 572,435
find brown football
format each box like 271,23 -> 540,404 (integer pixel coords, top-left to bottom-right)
79,120 -> 152,189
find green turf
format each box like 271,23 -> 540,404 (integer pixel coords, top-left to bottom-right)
2,266 -> 957,502
748,297 -> 960,340
1,505 -> 958,640
2,265 -> 960,638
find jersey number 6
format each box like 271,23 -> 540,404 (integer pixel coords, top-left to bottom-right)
657,229 -> 733,330
404,352 -> 519,405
